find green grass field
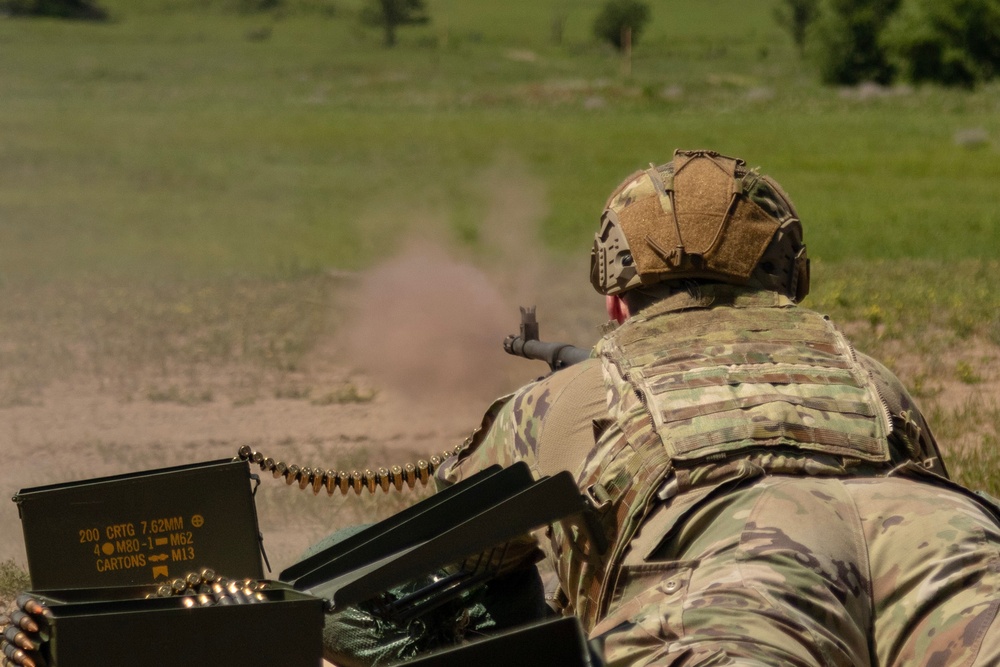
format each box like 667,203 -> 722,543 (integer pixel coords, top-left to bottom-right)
3,0 -> 1000,280
1,1 -> 999,494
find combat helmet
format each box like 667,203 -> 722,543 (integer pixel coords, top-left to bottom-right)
590,149 -> 810,302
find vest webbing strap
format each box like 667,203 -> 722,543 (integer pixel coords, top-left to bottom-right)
648,366 -> 867,391
661,393 -> 877,422
578,343 -> 672,628
670,420 -> 884,459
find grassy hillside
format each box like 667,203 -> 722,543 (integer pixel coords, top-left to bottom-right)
2,0 -> 999,283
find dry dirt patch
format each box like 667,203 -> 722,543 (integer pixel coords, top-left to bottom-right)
1,281 -> 996,571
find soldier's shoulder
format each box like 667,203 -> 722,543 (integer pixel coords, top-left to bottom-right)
508,356 -> 603,407
525,356 -> 603,391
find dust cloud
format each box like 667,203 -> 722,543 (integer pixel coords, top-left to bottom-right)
342,243 -> 526,405
338,155 -> 600,419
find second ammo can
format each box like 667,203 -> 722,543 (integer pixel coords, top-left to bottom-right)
14,458 -> 265,590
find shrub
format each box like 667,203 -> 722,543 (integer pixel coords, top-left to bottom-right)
1,0 -> 107,19
236,0 -> 284,12
0,559 -> 30,599
881,0 -> 1000,87
360,0 -> 430,48
592,0 -> 651,52
774,0 -> 820,55
807,0 -> 900,84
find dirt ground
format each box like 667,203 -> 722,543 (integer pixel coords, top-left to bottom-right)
0,265 -> 604,574
2,272 -> 996,572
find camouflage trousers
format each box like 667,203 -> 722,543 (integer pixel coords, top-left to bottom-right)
592,474 -> 1000,666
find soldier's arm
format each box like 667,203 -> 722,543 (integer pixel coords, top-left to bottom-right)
439,359 -> 606,487
437,386 -> 542,488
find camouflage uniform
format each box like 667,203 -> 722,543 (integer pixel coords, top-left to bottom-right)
440,284 -> 1000,666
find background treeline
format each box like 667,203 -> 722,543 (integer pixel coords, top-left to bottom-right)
9,0 -> 1000,88
1,0 -> 107,19
778,0 -> 1000,87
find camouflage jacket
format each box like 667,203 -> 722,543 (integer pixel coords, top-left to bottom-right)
439,285 -> 945,631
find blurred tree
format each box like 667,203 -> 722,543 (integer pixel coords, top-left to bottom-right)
592,0 -> 651,52
1,0 -> 107,19
551,2 -> 569,46
360,0 -> 430,48
808,0 -> 900,84
881,0 -> 1000,86
237,0 -> 283,12
774,0 -> 820,55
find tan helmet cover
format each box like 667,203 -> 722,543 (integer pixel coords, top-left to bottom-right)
590,149 -> 808,301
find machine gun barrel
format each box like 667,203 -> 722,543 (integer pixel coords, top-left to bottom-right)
503,306 -> 590,372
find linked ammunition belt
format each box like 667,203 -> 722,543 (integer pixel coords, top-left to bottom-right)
237,445 -> 463,496
145,567 -> 269,608
0,571 -> 270,667
2,594 -> 49,667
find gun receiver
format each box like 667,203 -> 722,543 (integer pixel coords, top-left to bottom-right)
503,306 -> 590,372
